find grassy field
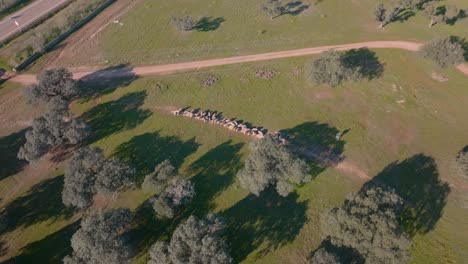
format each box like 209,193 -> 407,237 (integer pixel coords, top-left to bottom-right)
46,0 -> 468,68
1,49 -> 467,263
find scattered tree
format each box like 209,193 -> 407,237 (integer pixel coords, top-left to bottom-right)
374,4 -> 386,24
321,185 -> 412,264
148,214 -> 232,264
142,159 -> 176,192
423,2 -> 444,27
237,135 -> 310,197
95,158 -> 136,194
455,146 -> 468,179
62,146 -> 104,208
17,117 -> 54,162
262,0 -> 285,19
444,5 -> 459,23
24,68 -> 78,104
308,50 -> 362,86
152,178 -> 195,219
62,146 -> 135,209
17,97 -> 89,163
63,208 -> 133,264
420,37 -> 466,67
171,16 -> 196,31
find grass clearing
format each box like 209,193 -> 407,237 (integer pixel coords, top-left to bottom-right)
1,49 -> 467,263
49,0 -> 468,68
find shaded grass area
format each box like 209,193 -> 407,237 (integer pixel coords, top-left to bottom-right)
113,131 -> 199,184
3,221 -> 80,264
0,129 -> 27,181
222,189 -> 308,262
0,176 -> 74,234
52,0 -> 468,67
81,91 -> 152,143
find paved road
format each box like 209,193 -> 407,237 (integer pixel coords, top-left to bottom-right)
0,0 -> 70,43
7,41 -> 468,84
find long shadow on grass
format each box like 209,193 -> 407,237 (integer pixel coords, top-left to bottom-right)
364,154 -> 450,236
113,132 -> 199,185
0,129 -> 27,180
81,91 -> 152,143
342,48 -> 384,80
0,176 -> 74,234
195,17 -> 225,32
129,200 -> 174,258
3,221 -> 80,264
188,140 -> 244,215
222,189 -> 308,262
280,122 -> 346,177
78,64 -> 138,102
285,1 -> 309,16
128,140 -> 243,257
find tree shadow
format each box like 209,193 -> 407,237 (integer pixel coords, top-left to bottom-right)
188,140 -> 244,215
194,17 -> 225,32
363,154 -> 450,236
0,176 -> 74,234
113,132 -> 199,184
3,221 -> 80,264
78,64 -> 138,102
128,199 -> 174,258
415,0 -> 433,10
280,122 -> 346,177
285,1 -> 309,16
81,91 -> 152,143
342,48 -> 384,80
222,189 -> 308,262
392,9 -> 415,23
0,129 -> 27,180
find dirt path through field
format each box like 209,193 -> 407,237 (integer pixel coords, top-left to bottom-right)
7,41 -> 468,84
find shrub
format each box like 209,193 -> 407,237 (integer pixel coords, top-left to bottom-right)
171,16 -> 196,31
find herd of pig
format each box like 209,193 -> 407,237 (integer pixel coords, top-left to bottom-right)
171,107 -> 268,139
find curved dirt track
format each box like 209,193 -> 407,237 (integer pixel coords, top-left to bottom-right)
8,41 -> 468,84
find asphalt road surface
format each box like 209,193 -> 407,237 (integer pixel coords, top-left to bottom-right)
0,0 -> 69,43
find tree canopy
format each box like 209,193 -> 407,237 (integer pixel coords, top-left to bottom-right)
152,178 -> 196,219
320,185 -> 412,263
237,135 -> 310,197
148,214 -> 232,264
17,97 -> 89,163
24,68 -> 78,104
62,146 -> 135,209
420,37 -> 466,67
63,208 -> 133,264
62,146 -> 104,208
262,0 -> 285,19
456,146 -> 468,179
171,16 -> 196,31
308,50 -> 364,86
142,159 -> 176,192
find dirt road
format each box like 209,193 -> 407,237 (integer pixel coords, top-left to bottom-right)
8,41 -> 468,84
